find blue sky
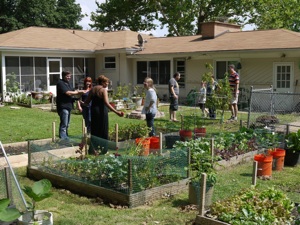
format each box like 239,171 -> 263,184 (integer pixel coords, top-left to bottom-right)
76,0 -> 254,37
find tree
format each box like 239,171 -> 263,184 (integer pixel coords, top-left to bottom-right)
90,0 -> 300,36
247,0 -> 300,32
0,0 -> 84,34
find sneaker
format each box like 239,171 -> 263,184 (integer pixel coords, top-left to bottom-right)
233,117 -> 238,121
228,116 -> 235,120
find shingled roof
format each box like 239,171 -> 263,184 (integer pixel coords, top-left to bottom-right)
0,26 -> 299,55
0,26 -> 144,52
135,29 -> 300,55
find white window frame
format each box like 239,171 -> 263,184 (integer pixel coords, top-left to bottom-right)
273,62 -> 294,93
104,56 -> 116,69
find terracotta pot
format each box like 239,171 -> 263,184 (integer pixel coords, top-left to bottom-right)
269,148 -> 285,171
179,130 -> 193,141
194,127 -> 206,138
254,154 -> 273,177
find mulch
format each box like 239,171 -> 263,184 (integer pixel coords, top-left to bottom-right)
0,145 -> 28,157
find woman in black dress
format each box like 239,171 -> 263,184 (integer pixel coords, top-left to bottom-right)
84,75 -> 123,153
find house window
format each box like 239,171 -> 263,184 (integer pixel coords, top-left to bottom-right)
215,61 -> 239,79
274,63 -> 293,92
104,56 -> 116,69
174,59 -> 185,88
136,60 -> 170,85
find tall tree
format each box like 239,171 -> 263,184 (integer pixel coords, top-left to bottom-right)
0,0 -> 20,33
0,0 -> 84,34
90,0 -> 300,36
247,0 -> 300,32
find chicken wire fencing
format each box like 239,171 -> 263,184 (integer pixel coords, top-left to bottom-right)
0,143 -> 27,212
27,136 -> 189,195
247,86 -> 300,134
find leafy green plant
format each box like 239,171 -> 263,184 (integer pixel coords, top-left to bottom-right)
174,138 -> 218,185
208,186 -> 295,224
181,115 -> 195,131
0,198 -> 21,222
22,179 -> 52,221
113,83 -> 132,100
109,123 -> 150,141
286,129 -> 300,153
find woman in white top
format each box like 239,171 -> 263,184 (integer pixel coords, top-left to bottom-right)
142,77 -> 157,136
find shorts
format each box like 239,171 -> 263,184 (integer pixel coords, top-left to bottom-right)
231,94 -> 239,104
169,97 -> 178,111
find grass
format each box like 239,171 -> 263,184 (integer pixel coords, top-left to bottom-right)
14,161 -> 300,225
1,104 -> 300,224
0,103 -> 244,144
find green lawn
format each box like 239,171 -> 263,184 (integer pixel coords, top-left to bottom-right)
1,104 -> 299,224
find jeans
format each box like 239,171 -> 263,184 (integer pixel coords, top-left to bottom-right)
146,113 -> 156,136
58,109 -> 71,140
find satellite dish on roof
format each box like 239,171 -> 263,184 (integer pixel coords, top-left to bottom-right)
137,34 -> 144,46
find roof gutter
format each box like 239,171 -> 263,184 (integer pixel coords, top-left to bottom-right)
0,47 -> 95,54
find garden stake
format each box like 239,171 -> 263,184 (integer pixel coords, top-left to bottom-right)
159,132 -> 163,155
4,167 -> 13,202
52,121 -> 55,142
252,161 -> 258,185
210,138 -> 214,163
28,141 -> 31,168
187,148 -> 191,178
115,123 -> 119,143
199,173 -> 207,216
128,159 -> 132,193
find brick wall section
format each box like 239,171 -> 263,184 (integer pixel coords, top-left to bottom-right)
201,21 -> 241,39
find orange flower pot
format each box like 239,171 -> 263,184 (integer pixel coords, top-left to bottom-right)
194,127 -> 206,138
269,148 -> 286,171
135,138 -> 150,156
254,154 -> 273,177
149,136 -> 160,154
179,130 -> 193,141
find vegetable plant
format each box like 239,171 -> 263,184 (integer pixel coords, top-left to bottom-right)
0,198 -> 21,222
208,186 -> 295,224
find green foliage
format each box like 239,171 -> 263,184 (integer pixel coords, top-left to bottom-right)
174,138 -> 218,185
109,123 -> 150,141
113,83 -> 132,100
286,129 -> 300,152
0,0 -> 84,34
90,0 -> 300,36
6,72 -> 20,93
23,179 -> 52,216
0,198 -> 21,222
209,186 -> 295,224
247,0 -> 300,32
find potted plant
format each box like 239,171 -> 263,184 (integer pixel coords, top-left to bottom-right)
179,115 -> 194,141
173,138 -> 217,208
0,198 -> 21,224
285,129 -> 300,166
17,179 -> 53,225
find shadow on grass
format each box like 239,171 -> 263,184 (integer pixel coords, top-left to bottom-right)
240,172 -> 253,177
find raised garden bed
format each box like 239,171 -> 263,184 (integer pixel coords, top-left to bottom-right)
26,140 -> 189,207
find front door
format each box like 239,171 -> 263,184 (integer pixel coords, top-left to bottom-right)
47,59 -> 61,96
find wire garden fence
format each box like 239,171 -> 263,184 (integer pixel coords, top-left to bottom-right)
247,86 -> 300,134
